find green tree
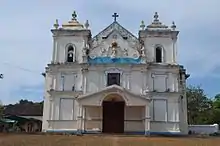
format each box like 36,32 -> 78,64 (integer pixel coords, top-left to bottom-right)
187,85 -> 213,124
0,100 -> 3,119
209,94 -> 220,124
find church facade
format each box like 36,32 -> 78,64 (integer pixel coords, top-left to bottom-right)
42,11 -> 190,135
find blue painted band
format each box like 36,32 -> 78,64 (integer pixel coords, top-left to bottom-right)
45,130 -> 183,135
88,57 -> 143,64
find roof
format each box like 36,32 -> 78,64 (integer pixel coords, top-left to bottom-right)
3,101 -> 43,116
0,118 -> 16,124
4,115 -> 41,123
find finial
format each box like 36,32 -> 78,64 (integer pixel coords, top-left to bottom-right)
153,12 -> 159,21
53,19 -> 59,29
72,11 -> 77,20
84,20 -> 89,29
171,21 -> 176,30
140,20 -> 145,30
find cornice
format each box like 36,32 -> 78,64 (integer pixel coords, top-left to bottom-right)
51,29 -> 92,38
47,90 -> 83,97
149,91 -> 181,96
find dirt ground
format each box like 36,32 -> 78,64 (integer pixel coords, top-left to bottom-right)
0,134 -> 220,146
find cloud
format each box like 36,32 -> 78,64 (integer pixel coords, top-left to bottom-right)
0,0 -> 219,104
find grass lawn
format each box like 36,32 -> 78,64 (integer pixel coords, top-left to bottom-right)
0,134 -> 220,146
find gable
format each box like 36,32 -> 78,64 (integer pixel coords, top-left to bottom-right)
89,22 -> 143,64
92,22 -> 138,48
77,85 -> 150,106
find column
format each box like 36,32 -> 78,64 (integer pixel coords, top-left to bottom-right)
49,97 -> 54,120
52,39 -> 56,62
82,106 -> 85,133
141,70 -> 144,93
145,105 -> 150,136
172,38 -> 177,63
56,42 -> 59,63
83,71 -> 87,93
77,104 -> 83,135
104,72 -> 107,87
127,73 -> 131,90
53,75 -> 57,91
174,74 -> 178,92
168,73 -> 174,92
54,41 -> 58,63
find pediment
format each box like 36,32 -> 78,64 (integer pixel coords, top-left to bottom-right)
92,22 -> 139,48
90,22 -> 143,59
78,85 -> 150,101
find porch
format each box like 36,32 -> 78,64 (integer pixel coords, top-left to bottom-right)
76,85 -> 151,134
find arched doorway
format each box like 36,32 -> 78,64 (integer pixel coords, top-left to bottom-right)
102,94 -> 125,133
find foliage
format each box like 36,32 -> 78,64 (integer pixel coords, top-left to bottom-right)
0,105 -> 3,119
0,100 -> 3,119
187,85 -> 220,125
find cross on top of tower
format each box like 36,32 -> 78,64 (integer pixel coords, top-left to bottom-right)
112,13 -> 119,22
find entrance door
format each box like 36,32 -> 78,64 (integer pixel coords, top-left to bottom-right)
102,101 -> 124,133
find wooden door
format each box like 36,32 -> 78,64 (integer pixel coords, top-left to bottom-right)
102,101 -> 124,133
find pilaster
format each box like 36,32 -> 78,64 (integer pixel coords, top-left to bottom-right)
145,104 -> 151,136
77,104 -> 83,135
81,67 -> 88,94
49,96 -> 54,120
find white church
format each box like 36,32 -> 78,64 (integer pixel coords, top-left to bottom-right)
42,11 -> 190,135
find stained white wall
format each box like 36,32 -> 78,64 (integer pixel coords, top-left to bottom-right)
52,36 -> 86,64
50,67 -> 179,94
59,98 -> 74,120
143,37 -> 177,63
150,96 -> 180,123
84,106 -> 102,131
124,106 -> 145,131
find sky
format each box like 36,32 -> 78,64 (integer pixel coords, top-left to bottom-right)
0,0 -> 220,104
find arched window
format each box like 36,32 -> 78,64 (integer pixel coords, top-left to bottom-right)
67,45 -> 74,62
155,47 -> 162,63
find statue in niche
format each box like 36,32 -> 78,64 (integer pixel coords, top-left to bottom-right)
100,48 -> 106,56
111,41 -> 118,58
82,40 -> 89,56
140,46 -> 145,57
139,40 -> 145,57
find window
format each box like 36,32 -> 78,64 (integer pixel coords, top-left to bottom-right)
59,98 -> 74,120
67,46 -> 74,62
107,73 -> 120,86
153,99 -> 167,121
152,74 -> 168,92
155,47 -> 162,63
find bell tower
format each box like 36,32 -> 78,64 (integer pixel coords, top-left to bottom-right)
51,11 -> 91,64
139,12 -> 179,64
